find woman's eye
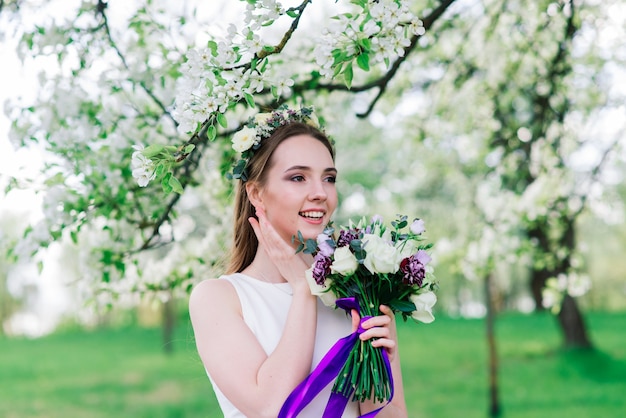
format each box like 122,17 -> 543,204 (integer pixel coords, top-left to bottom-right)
325,176 -> 337,183
291,175 -> 305,182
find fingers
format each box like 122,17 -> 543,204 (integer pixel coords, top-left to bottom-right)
359,305 -> 398,355
359,315 -> 391,341
248,216 -> 263,244
248,207 -> 310,287
248,208 -> 289,254
379,304 -> 394,318
350,309 -> 360,333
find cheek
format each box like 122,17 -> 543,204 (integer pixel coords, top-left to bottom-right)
328,188 -> 339,210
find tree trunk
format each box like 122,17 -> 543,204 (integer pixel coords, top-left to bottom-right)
528,217 -> 593,349
557,294 -> 592,349
485,272 -> 501,417
162,295 -> 175,355
530,269 -> 550,312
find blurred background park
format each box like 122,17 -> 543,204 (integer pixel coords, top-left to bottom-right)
1,0 -> 625,417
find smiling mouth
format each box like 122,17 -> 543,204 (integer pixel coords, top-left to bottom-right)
299,211 -> 325,220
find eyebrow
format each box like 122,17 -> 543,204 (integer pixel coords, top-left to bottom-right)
284,165 -> 337,174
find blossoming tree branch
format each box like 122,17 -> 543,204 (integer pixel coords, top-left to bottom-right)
4,0 -> 456,298
3,0 -> 625,350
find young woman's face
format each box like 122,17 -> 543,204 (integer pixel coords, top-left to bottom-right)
254,134 -> 338,244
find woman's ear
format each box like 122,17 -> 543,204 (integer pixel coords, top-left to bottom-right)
245,181 -> 264,211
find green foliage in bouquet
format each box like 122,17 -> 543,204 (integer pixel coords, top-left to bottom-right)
300,214 -> 438,404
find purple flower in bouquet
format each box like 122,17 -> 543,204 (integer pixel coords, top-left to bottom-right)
312,252 -> 332,285
316,233 -> 335,257
337,229 -> 359,248
400,249 -> 432,286
410,218 -> 426,235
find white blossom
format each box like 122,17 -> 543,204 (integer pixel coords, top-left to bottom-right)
274,77 -> 294,97
409,19 -> 426,36
242,31 -> 265,55
246,70 -> 265,93
131,145 -> 156,187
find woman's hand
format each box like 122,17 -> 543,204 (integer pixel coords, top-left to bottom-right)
350,305 -> 399,363
353,305 -> 408,417
248,208 -> 312,290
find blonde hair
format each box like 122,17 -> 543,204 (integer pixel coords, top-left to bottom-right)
226,122 -> 335,273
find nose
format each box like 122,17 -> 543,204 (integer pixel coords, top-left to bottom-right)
309,180 -> 328,201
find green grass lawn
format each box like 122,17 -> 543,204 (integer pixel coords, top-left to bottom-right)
1,311 -> 624,417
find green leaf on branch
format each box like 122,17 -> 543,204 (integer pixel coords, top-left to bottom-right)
168,175 -> 184,194
260,58 -> 269,72
207,124 -> 217,141
70,229 -> 78,244
142,144 -> 165,158
332,48 -> 349,63
216,112 -> 228,128
183,144 -> 195,154
244,93 -> 256,108
154,163 -> 165,178
357,37 -> 371,51
286,9 -> 299,18
343,63 -> 354,89
207,40 -> 218,56
333,63 -> 344,78
161,172 -> 173,194
356,52 -> 370,71
44,172 -> 66,186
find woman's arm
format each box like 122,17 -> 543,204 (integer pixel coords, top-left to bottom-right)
189,279 -> 317,417
189,209 -> 317,417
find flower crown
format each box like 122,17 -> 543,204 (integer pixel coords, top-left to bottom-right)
228,105 -> 322,181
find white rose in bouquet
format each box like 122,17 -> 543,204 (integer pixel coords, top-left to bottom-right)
305,268 -> 337,307
410,291 -> 437,323
362,234 -> 400,274
330,246 -> 358,276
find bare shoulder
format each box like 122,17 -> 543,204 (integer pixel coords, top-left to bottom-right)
189,278 -> 240,318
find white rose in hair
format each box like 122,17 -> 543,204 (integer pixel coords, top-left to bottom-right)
330,246 -> 358,276
232,127 -> 257,152
254,113 -> 273,125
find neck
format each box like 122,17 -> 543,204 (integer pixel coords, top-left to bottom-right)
242,241 -> 313,284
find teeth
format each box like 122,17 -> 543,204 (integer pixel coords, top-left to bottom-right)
300,211 -> 324,219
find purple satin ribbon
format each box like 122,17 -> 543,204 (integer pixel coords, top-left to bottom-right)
278,297 -> 394,418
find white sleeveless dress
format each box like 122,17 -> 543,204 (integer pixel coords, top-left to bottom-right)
207,273 -> 360,418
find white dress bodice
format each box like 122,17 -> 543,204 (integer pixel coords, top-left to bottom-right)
207,273 -> 360,418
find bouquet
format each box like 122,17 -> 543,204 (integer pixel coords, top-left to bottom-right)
280,215 -> 437,417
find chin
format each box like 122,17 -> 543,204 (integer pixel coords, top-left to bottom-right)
299,226 -> 327,241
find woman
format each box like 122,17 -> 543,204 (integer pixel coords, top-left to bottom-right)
189,108 -> 408,417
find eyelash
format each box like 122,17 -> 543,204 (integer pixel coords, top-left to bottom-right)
289,175 -> 337,183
